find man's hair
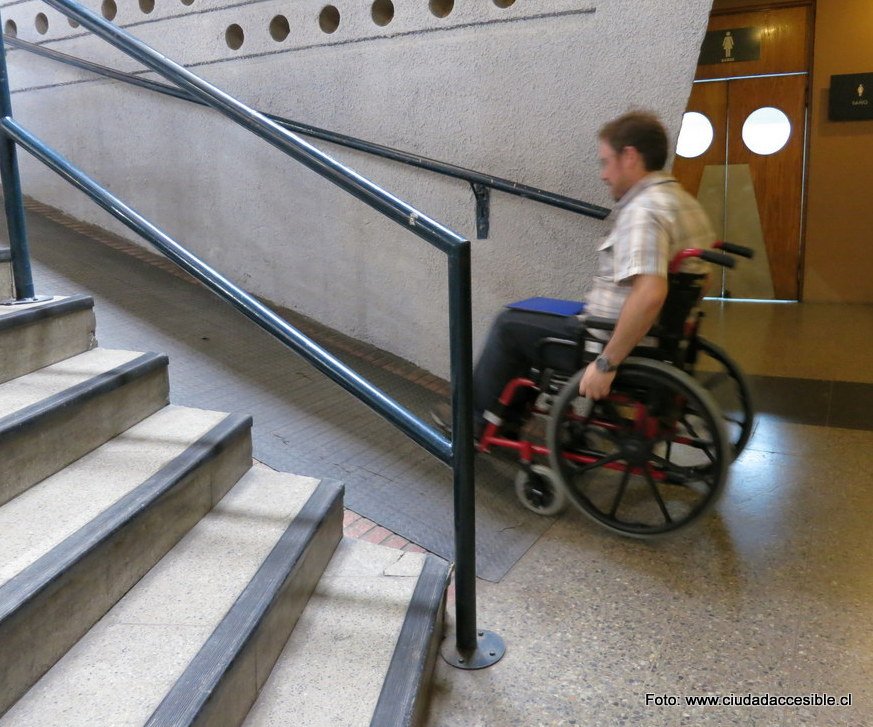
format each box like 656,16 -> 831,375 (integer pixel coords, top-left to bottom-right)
598,111 -> 669,171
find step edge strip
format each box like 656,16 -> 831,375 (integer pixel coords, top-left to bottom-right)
144,477 -> 345,727
0,294 -> 93,331
370,554 -> 452,727
0,413 -> 253,622
0,248 -> 11,263
0,351 -> 169,439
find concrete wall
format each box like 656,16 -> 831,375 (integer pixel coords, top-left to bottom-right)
1,0 -> 712,376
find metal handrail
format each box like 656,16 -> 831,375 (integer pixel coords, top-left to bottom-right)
3,35 -> 611,225
0,0 -> 503,666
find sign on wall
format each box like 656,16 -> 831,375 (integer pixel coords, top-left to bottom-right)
829,73 -> 873,121
698,27 -> 761,65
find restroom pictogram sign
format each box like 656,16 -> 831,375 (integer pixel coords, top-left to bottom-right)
698,27 -> 761,65
829,73 -> 873,121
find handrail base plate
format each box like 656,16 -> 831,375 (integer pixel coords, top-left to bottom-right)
441,629 -> 506,670
1,294 -> 54,306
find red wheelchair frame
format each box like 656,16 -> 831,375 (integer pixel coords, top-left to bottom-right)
477,242 -> 755,538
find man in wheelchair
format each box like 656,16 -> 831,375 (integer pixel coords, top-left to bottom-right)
434,110 -> 712,438
432,111 -> 754,537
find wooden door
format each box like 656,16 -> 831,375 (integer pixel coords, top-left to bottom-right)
673,3 -> 811,300
672,76 -> 807,299
727,74 -> 807,300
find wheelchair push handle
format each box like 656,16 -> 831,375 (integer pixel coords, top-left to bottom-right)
699,250 -> 737,268
669,248 -> 736,273
714,240 -> 755,259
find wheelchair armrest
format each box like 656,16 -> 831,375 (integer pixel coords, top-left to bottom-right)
535,336 -> 576,357
534,337 -> 581,375
582,316 -> 617,332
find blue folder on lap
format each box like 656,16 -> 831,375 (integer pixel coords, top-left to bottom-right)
506,297 -> 585,316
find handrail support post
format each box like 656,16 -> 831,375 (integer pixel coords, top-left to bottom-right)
0,17 -> 46,304
441,243 -> 505,670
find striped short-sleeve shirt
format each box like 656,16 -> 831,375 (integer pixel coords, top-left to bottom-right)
584,173 -> 714,322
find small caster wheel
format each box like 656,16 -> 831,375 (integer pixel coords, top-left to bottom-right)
515,464 -> 567,516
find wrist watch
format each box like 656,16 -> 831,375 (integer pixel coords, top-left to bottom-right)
594,354 -> 618,373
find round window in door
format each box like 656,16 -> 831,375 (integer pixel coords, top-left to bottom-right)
742,107 -> 792,155
676,112 -> 715,158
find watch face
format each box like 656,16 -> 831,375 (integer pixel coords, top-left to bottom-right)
596,355 -> 609,372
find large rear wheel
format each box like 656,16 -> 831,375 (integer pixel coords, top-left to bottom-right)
687,337 -> 755,460
547,358 -> 730,538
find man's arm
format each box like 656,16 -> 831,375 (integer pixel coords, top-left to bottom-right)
578,274 -> 668,400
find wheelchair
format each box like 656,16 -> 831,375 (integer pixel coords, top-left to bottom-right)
478,242 -> 755,538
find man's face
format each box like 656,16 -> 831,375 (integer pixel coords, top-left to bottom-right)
598,140 -> 635,201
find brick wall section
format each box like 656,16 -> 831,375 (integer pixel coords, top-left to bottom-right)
342,510 -> 454,605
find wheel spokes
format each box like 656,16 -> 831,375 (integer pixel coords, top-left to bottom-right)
678,414 -> 717,464
643,465 -> 672,524
609,467 -> 632,518
548,359 -> 730,536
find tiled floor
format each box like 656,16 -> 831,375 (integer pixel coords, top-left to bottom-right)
8,202 -> 873,726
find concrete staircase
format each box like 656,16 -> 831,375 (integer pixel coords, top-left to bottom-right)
0,272 -> 450,726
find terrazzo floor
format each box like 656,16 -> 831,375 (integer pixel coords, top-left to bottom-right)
428,300 -> 873,726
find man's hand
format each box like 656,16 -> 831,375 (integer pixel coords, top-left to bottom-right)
578,362 -> 617,400
579,273 -> 667,401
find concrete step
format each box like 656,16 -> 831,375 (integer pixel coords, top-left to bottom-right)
0,287 -> 448,726
0,347 -> 170,506
1,465 -> 342,726
0,294 -> 96,384
244,539 -> 450,727
0,406 -> 253,717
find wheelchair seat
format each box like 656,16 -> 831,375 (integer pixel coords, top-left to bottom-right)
536,271 -> 708,373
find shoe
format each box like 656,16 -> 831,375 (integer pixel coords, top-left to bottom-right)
430,402 -> 453,437
429,402 -> 484,442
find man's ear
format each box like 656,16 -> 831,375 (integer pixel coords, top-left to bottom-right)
623,145 -> 644,169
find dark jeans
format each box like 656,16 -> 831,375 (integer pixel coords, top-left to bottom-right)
473,308 -> 585,425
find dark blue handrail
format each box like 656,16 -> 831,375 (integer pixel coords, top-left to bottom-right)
0,0 -> 503,666
42,0 -> 467,255
0,31 -> 36,299
0,116 -> 451,463
3,35 -> 611,223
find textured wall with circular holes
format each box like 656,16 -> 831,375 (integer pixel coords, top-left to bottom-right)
4,0 -> 710,376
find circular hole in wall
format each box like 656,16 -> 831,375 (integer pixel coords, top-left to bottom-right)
371,0 -> 394,26
139,0 -> 155,14
68,17 -> 80,28
493,0 -> 516,7
181,0 -> 195,5
35,13 -> 49,34
676,111 -> 714,159
269,15 -> 290,42
4,20 -> 17,38
319,5 -> 340,33
101,0 -> 117,21
225,24 -> 244,49
742,106 -> 792,155
429,0 -> 453,18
